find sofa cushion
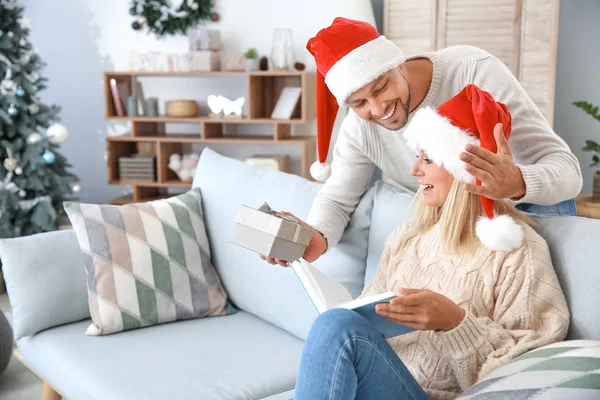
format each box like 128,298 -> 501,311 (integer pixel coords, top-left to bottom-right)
365,181 -> 415,285
457,340 -> 600,399
17,311 -> 303,400
192,148 -> 373,340
63,188 -> 232,336
0,230 -> 90,340
531,215 -> 600,340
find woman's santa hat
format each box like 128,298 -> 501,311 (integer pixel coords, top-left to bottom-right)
306,17 -> 406,181
403,84 -> 524,252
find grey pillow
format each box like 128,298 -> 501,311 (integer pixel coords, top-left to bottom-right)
0,230 -> 90,340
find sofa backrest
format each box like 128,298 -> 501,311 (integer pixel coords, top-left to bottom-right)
530,215 -> 600,340
192,149 -> 372,340
364,182 -> 600,341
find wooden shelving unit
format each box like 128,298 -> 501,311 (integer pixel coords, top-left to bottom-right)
103,70 -> 316,204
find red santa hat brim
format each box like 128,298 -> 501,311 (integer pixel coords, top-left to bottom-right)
325,36 -> 406,107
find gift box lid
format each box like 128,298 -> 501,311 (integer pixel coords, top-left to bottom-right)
234,203 -> 313,246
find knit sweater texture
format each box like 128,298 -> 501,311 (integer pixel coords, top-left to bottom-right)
307,45 -> 582,248
361,220 -> 570,399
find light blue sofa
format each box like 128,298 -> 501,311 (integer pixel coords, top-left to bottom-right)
1,148 -> 599,400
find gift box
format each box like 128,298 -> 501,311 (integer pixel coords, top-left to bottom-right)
230,203 -> 313,261
188,28 -> 221,51
223,53 -> 245,71
189,51 -> 221,71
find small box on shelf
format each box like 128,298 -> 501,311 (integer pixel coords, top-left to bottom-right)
189,51 -> 221,71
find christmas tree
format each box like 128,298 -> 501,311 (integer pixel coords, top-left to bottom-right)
0,0 -> 80,239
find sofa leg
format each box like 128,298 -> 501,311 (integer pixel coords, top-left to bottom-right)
42,381 -> 62,400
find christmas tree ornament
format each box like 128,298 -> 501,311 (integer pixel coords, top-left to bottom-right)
27,132 -> 42,143
191,2 -> 199,10
210,12 -> 219,21
46,123 -> 69,144
3,157 -> 17,172
3,148 -> 17,172
132,21 -> 141,30
15,167 -> 22,175
19,189 -> 26,197
7,104 -> 17,116
138,16 -> 147,25
31,84 -> 38,92
0,78 -> 17,95
28,103 -> 39,114
16,86 -> 24,96
0,31 -> 3,38
42,150 -> 56,164
19,38 -> 26,46
7,31 -> 13,38
72,183 -> 82,193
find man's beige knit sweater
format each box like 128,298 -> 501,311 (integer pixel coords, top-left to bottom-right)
307,46 -> 582,249
361,220 -> 570,400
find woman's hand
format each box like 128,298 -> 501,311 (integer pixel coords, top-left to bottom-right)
375,288 -> 465,331
259,211 -> 328,267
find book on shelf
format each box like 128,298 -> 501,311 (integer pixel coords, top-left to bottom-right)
290,258 -> 415,338
109,78 -> 129,117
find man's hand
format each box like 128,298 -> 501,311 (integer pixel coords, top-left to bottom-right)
460,123 -> 526,200
259,211 -> 328,267
375,288 -> 465,331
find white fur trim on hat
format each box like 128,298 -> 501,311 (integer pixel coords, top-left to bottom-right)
325,36 -> 406,107
310,161 -> 332,182
403,107 -> 478,184
476,214 -> 524,252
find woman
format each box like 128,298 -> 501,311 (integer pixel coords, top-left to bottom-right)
294,85 -> 570,400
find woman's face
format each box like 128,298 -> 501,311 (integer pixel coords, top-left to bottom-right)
411,152 -> 455,207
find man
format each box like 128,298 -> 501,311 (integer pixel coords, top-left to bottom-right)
261,17 -> 582,267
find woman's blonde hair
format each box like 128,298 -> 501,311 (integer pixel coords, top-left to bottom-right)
411,180 -> 534,253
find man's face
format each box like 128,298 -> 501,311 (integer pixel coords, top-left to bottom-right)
345,67 -> 411,131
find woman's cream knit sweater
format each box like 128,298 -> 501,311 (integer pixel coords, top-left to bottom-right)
361,221 -> 570,400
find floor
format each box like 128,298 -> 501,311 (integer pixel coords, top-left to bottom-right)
0,293 -> 43,399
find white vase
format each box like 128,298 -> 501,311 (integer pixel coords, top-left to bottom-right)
244,58 -> 259,72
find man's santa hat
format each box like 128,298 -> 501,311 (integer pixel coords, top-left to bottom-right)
306,17 -> 406,181
403,84 -> 524,252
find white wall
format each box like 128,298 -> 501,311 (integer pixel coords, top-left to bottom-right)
22,0 -> 375,203
553,0 -> 600,195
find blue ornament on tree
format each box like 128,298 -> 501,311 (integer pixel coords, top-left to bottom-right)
7,104 -> 17,116
16,86 -> 25,97
42,150 -> 55,164
0,31 -> 3,38
31,85 -> 38,92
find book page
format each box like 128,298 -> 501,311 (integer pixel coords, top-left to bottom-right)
291,259 -> 353,313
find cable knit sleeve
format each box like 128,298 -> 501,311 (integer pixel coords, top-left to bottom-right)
470,50 -> 582,205
436,232 -> 570,390
307,112 -> 376,249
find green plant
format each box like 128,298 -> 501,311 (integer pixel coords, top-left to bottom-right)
573,101 -> 600,167
245,48 -> 258,59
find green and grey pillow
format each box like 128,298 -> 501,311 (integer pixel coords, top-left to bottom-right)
64,188 -> 234,335
457,340 -> 600,399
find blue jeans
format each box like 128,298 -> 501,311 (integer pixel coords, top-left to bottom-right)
516,199 -> 576,216
294,309 -> 430,400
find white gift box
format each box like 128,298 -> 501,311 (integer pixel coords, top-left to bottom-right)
230,203 -> 313,262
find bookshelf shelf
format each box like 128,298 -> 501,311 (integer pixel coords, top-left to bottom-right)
104,70 -> 316,204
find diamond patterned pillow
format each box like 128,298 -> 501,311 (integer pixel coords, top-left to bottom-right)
457,340 -> 600,399
63,188 -> 234,335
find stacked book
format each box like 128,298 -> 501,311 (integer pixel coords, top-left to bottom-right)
118,154 -> 156,182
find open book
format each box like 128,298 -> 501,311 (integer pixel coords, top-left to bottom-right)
290,259 -> 415,338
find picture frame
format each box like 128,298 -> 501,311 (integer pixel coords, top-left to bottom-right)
271,87 -> 302,120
